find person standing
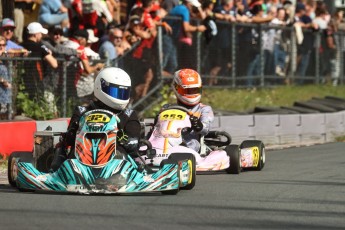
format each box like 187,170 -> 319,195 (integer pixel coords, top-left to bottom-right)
0,35 -> 12,120
168,0 -> 207,70
14,0 -> 37,43
38,0 -> 69,33
0,18 -> 28,56
21,22 -> 59,115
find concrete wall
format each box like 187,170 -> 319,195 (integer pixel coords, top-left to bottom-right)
209,111 -> 345,146
1,111 -> 344,157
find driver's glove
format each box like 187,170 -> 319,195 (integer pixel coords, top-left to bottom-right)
117,129 -> 139,152
189,115 -> 203,132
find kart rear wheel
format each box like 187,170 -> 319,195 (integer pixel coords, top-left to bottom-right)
240,140 -> 265,171
8,152 -> 33,187
225,145 -> 241,174
168,153 -> 196,190
160,159 -> 180,195
36,149 -> 54,173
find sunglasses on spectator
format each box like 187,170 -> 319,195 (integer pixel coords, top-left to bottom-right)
114,36 -> 123,40
3,28 -> 14,32
0,43 -> 6,47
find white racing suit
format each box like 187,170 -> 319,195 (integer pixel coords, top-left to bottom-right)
161,103 -> 214,152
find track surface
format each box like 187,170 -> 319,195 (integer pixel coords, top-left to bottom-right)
0,143 -> 344,230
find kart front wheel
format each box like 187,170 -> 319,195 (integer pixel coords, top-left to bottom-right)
160,159 -> 180,195
168,153 -> 196,190
7,151 -> 33,187
240,140 -> 265,171
225,145 -> 241,174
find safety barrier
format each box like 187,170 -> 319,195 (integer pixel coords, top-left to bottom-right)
1,110 -> 344,157
0,118 -> 70,157
212,111 -> 345,147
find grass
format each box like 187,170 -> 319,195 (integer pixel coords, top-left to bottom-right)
201,85 -> 345,113
146,84 -> 345,117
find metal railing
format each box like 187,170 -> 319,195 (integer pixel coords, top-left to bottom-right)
1,18 -> 345,120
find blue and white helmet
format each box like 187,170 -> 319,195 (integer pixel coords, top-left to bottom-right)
94,67 -> 131,110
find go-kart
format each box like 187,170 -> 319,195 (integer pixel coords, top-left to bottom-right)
142,105 -> 265,174
7,109 -> 196,195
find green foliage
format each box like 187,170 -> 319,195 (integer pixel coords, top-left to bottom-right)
16,83 -> 56,120
143,85 -> 345,117
335,136 -> 345,142
201,85 -> 345,113
144,84 -> 176,117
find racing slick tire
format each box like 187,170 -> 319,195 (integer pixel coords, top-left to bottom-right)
240,140 -> 265,171
168,153 -> 196,190
8,151 -> 33,187
160,159 -> 180,195
36,150 -> 54,173
225,145 -> 241,174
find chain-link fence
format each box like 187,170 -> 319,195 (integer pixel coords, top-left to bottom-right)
1,19 -> 345,120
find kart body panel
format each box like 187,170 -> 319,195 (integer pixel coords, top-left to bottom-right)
11,109 -> 194,194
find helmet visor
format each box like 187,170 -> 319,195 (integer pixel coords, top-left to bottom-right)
175,83 -> 202,95
183,87 -> 202,95
101,81 -> 131,100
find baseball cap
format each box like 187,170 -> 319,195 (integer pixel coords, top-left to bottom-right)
27,22 -> 48,34
73,29 -> 89,40
186,0 -> 201,8
87,29 -> 99,43
1,18 -> 16,28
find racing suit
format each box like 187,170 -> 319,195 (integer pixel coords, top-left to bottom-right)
50,100 -> 141,171
154,102 -> 214,152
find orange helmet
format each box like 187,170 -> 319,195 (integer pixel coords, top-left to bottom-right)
172,69 -> 202,106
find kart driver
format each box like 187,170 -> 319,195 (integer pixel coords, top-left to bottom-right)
50,67 -> 141,172
157,68 -> 214,152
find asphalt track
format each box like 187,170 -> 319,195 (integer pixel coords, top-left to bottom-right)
0,143 -> 344,230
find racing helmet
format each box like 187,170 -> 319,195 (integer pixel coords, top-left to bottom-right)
172,69 -> 202,106
94,67 -> 131,110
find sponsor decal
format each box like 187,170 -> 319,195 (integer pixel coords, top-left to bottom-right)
86,113 -> 111,123
252,147 -> 259,167
36,175 -> 48,182
143,175 -> 155,183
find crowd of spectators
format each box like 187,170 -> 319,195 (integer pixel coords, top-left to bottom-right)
0,0 -> 344,120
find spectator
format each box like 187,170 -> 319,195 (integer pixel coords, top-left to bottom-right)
161,0 -> 179,13
271,7 -> 289,79
322,15 -> 339,86
63,29 -> 104,102
85,29 -> 100,59
262,6 -> 278,77
99,27 -> 129,63
168,0 -> 207,70
313,5 -> 332,84
0,18 -> 28,56
205,0 -> 236,86
21,22 -> 59,116
67,0 -> 113,36
42,26 -> 79,57
38,0 -> 69,34
14,0 -> 37,43
106,0 -> 121,25
245,2 -> 273,87
131,0 -> 159,100
74,29 -> 101,106
124,15 -> 144,46
294,2 -> 318,84
0,36 -> 12,120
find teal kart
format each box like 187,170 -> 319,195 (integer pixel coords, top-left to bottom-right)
7,109 -> 196,195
